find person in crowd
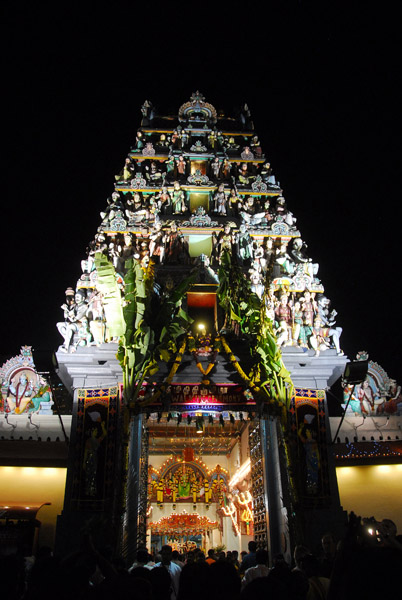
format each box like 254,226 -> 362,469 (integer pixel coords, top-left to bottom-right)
241,549 -> 270,589
154,545 -> 181,600
240,541 -> 257,573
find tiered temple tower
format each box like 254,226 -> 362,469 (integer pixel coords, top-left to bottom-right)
55,93 -> 347,560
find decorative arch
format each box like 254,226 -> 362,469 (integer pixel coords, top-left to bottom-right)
178,91 -> 217,124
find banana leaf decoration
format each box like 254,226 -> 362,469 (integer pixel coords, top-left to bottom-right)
94,252 -> 126,338
217,251 -> 293,411
96,254 -> 196,407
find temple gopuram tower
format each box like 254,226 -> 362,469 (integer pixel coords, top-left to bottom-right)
55,93 -> 347,561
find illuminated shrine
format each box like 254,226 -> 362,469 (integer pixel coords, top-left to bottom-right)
1,93 -> 401,559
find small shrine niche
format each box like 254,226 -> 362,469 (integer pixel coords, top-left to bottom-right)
0,346 -> 54,415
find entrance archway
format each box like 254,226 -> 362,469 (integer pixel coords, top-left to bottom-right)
125,409 -> 272,559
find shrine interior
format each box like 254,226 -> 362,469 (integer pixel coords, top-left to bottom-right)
146,411 -> 254,554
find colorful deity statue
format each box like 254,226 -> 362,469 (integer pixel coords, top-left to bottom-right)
275,292 -> 292,347
172,181 -> 186,214
57,289 -> 89,352
176,155 -> 187,179
214,183 -> 227,215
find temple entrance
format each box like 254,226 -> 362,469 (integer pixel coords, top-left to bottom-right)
142,410 -> 263,556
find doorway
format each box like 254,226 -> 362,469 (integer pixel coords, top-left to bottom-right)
144,410 -> 259,555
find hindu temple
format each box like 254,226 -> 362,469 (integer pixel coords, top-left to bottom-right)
1,93 -> 401,561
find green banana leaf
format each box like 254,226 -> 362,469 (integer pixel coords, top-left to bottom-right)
94,253 -> 126,337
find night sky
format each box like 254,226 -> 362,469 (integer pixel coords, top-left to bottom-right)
3,3 -> 401,390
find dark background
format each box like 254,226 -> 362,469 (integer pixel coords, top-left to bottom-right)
2,3 -> 401,391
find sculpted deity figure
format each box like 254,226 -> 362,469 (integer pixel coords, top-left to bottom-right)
228,136 -> 240,151
149,222 -> 165,264
250,270 -> 264,299
316,296 -> 343,354
291,300 -> 304,345
236,223 -> 253,264
309,317 -> 331,355
275,241 -> 295,275
227,188 -> 240,216
208,130 -> 218,149
171,129 -> 181,148
301,291 -> 316,327
290,238 -> 319,280
99,194 -> 125,229
240,146 -> 254,160
145,160 -> 163,184
250,136 -> 262,157
218,225 -> 234,262
6,372 -> 34,414
75,317 -> 94,348
164,223 -> 185,264
222,159 -> 231,180
172,181 -> 186,214
275,293 -> 292,346
238,163 -> 251,185
165,155 -> 175,178
176,155 -> 187,178
155,187 -> 172,215
252,240 -> 266,272
57,289 -> 89,352
122,157 -> 135,181
274,196 -> 297,227
214,183 -> 227,215
211,157 -> 221,179
356,379 -> 377,415
260,162 -> 272,181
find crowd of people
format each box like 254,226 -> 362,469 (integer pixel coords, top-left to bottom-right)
2,513 -> 402,600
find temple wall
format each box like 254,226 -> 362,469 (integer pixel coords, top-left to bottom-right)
336,464 -> 402,532
0,466 -> 67,549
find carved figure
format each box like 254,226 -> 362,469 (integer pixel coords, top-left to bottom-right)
211,157 -> 221,179
164,223 -> 185,263
57,290 -> 89,352
356,379 -> 377,415
6,372 -> 34,414
309,317 -> 330,355
214,183 -> 227,215
250,270 -> 264,298
176,155 -> 187,178
222,159 -> 231,180
145,161 -> 163,184
240,146 -> 254,160
228,188 -> 240,216
236,224 -> 253,264
275,293 -> 292,346
275,241 -> 295,275
172,181 -> 186,214
316,296 -> 343,354
218,225 -> 234,262
149,223 -> 165,263
155,187 -> 172,215
122,158 -> 135,181
290,238 -> 319,280
238,163 -> 251,185
226,137 -> 240,151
